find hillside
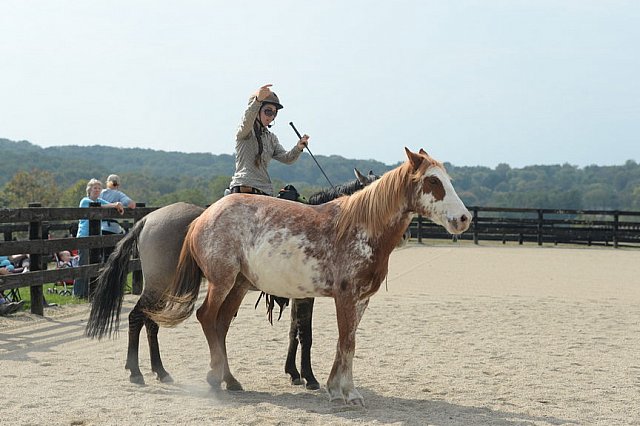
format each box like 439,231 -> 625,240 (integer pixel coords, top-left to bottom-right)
2,138 -> 639,210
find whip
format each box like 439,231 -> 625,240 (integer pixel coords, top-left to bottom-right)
289,122 -> 335,189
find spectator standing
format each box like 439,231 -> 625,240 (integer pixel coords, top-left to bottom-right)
100,174 -> 135,233
74,178 -> 124,299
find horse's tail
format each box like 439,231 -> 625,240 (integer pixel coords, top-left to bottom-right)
145,222 -> 202,327
85,215 -> 147,340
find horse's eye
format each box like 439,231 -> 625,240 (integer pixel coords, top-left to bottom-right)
428,177 -> 439,185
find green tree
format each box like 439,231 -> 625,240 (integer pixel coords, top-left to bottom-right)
1,170 -> 62,207
59,180 -> 87,207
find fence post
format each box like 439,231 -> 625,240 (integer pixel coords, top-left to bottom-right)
28,202 -> 44,316
417,214 -> 423,244
472,207 -> 479,245
131,203 -> 145,295
537,210 -> 543,246
613,211 -> 619,249
88,202 -> 102,299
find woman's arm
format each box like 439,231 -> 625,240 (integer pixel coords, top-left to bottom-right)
98,199 -> 125,215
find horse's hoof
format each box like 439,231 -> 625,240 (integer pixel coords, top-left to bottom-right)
347,389 -> 365,407
206,370 -> 222,390
157,373 -> 174,384
291,377 -> 304,386
226,381 -> 244,392
305,381 -> 320,391
129,374 -> 145,385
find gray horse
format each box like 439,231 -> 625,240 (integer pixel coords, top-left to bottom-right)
86,169 -> 382,387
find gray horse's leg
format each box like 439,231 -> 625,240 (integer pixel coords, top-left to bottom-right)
285,300 -> 302,385
125,303 -> 145,384
285,298 -> 319,390
144,316 -> 173,383
297,298 -> 319,390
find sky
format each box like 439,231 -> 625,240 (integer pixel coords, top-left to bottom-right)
1,0 -> 638,168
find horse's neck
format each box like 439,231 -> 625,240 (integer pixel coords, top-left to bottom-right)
375,211 -> 413,252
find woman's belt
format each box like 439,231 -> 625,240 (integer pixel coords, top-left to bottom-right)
230,186 -> 267,195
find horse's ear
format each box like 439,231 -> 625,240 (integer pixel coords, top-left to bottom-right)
419,148 -> 428,156
405,147 -> 423,171
368,170 -> 374,176
353,168 -> 367,185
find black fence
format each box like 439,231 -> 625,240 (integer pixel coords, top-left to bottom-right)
410,206 -> 640,248
0,204 -> 158,315
3,204 -> 639,316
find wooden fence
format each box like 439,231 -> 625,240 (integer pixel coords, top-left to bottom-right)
0,203 -> 157,315
2,204 -> 639,316
411,206 -> 640,248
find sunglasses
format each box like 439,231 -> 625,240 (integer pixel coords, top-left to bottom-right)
262,108 -> 278,117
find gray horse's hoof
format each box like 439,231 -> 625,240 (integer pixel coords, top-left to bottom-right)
129,374 -> 145,385
157,373 -> 174,384
305,381 -> 320,391
291,377 -> 304,386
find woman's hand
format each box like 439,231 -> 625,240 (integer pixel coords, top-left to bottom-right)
297,134 -> 310,151
114,202 -> 125,215
255,84 -> 273,101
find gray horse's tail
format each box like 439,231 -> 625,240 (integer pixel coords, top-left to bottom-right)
145,222 -> 202,327
85,216 -> 147,339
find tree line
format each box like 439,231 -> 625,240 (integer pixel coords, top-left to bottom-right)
1,138 -> 639,211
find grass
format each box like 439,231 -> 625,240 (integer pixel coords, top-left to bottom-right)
11,273 -> 133,311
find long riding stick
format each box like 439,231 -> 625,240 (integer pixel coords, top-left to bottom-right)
289,122 -> 335,189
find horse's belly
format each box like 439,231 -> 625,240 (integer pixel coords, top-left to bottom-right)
245,237 -> 326,298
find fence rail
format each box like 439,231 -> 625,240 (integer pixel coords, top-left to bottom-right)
2,204 -> 639,317
0,204 -> 157,315
410,206 -> 640,248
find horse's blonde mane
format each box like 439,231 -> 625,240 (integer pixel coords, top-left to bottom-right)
335,160 -> 416,241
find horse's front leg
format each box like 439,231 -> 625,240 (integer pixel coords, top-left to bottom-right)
297,298 -> 319,390
327,295 -> 370,406
285,299 -> 302,385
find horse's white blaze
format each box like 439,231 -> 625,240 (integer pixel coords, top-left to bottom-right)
421,167 -> 470,235
246,231 -> 322,298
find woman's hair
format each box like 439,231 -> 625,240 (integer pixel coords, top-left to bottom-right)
253,121 -> 264,167
85,178 -> 103,196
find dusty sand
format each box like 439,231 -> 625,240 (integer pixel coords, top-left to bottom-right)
1,243 -> 639,425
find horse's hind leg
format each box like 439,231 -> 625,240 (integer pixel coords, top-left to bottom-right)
196,274 -> 242,391
297,298 -> 320,390
215,280 -> 249,391
144,316 -> 173,383
125,303 -> 145,384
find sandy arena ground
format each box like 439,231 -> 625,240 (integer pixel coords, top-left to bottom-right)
1,243 -> 639,425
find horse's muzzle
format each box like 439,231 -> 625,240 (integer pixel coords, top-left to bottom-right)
447,213 -> 470,235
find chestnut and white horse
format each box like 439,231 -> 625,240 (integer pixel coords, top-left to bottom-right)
86,170 -> 379,387
148,148 -> 470,405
